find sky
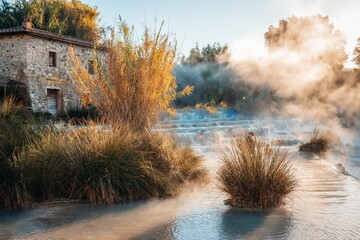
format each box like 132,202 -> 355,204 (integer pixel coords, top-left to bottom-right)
82,0 -> 360,67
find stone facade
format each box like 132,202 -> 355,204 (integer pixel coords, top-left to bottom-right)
0,23 -> 106,114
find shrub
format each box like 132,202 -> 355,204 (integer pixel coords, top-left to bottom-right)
57,105 -> 100,124
299,128 -> 333,157
14,122 -> 207,205
217,134 -> 297,209
32,111 -> 55,123
0,97 -> 33,209
69,20 -> 192,130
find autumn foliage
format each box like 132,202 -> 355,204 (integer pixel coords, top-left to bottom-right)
70,20 -> 192,130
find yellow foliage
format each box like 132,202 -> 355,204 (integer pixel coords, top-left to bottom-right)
194,99 -> 228,113
70,20 -> 189,130
219,101 -> 228,108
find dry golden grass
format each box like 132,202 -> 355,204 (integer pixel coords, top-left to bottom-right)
0,97 -> 33,209
299,128 -> 333,157
12,122 -> 207,206
217,134 -> 297,209
0,97 -> 207,209
69,19 -> 192,130
194,100 -> 228,113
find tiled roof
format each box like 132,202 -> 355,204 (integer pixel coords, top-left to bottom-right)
0,26 -> 99,48
0,26 -> 24,33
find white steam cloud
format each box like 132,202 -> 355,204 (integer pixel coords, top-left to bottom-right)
223,14 -> 360,135
274,0 -> 360,68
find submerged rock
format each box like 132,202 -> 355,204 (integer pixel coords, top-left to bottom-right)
332,163 -> 345,174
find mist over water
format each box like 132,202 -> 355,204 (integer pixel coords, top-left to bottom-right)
176,15 -> 360,137
1,10 -> 360,239
223,15 -> 360,135
276,0 -> 360,68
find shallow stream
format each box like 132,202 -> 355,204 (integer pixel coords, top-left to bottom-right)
1,109 -> 360,239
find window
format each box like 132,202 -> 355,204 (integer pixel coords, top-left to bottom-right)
88,60 -> 94,75
47,89 -> 58,96
49,51 -> 57,67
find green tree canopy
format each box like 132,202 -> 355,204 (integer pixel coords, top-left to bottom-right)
183,42 -> 228,64
0,0 -> 27,28
0,0 -> 100,42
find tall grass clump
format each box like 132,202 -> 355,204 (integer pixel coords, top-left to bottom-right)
58,20 -> 205,205
57,105 -> 100,124
299,128 -> 333,157
217,134 -> 297,209
0,97 -> 34,209
70,19 -> 192,130
15,122 -> 207,205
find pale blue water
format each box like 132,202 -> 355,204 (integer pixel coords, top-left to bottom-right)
1,109 -> 360,240
343,140 -> 360,179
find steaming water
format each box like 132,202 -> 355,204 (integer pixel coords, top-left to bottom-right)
342,140 -> 360,180
1,108 -> 360,240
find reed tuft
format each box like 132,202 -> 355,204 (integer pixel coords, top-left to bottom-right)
69,19 -> 192,130
217,134 -> 297,209
299,128 -> 333,157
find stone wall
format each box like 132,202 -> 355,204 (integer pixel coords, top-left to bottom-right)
0,34 -> 28,83
0,34 -> 106,113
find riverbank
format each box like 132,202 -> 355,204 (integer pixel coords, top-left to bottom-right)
0,104 -> 208,209
2,148 -> 360,239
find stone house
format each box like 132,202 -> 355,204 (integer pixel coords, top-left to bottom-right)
0,18 -> 105,114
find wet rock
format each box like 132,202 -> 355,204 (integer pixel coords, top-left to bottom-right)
332,163 -> 345,174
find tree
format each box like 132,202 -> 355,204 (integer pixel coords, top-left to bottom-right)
353,37 -> 360,68
183,42 -> 228,64
0,0 -> 100,42
175,41 -> 280,113
201,42 -> 228,63
184,43 -> 201,65
264,15 -> 347,70
0,0 -> 28,28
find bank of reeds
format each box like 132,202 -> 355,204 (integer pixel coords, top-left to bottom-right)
0,97 -> 34,209
0,98 -> 207,209
3,122 -> 206,207
217,135 -> 297,209
299,128 -> 333,157
1,21 -> 206,209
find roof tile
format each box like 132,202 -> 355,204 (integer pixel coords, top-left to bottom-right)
0,26 -> 103,49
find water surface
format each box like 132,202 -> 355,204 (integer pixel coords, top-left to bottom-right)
1,110 -> 360,239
